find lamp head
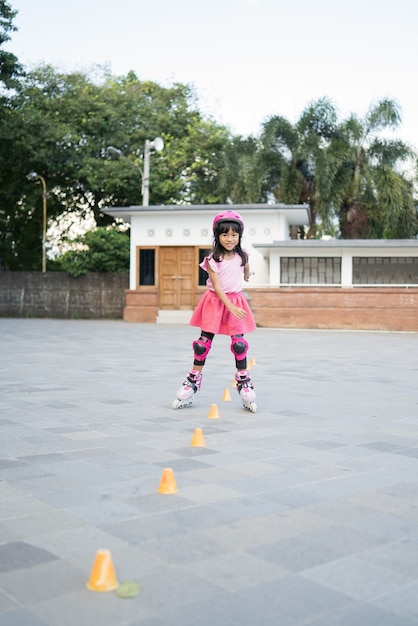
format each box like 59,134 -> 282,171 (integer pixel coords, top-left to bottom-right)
106,146 -> 122,158
27,171 -> 39,181
149,137 -> 164,152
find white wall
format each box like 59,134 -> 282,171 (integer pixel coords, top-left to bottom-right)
128,208 -> 300,290
260,242 -> 418,288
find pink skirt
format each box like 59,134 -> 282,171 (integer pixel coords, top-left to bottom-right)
190,290 -> 256,335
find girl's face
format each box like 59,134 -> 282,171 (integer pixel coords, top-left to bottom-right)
219,227 -> 240,252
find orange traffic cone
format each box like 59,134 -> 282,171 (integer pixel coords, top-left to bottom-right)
249,356 -> 256,367
190,427 -> 205,447
86,549 -> 119,592
208,403 -> 220,419
157,468 -> 178,494
222,388 -> 232,401
232,379 -> 237,388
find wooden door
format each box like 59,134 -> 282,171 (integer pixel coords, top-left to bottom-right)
159,247 -> 195,310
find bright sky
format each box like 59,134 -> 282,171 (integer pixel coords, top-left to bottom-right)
6,0 -> 418,151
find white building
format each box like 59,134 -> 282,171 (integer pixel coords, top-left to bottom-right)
104,203 -> 309,288
103,203 -> 418,330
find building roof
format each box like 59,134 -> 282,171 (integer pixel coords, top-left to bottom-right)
102,203 -> 311,225
254,239 -> 418,250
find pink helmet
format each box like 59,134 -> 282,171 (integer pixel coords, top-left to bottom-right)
212,210 -> 244,232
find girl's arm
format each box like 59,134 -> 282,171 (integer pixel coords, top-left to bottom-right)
207,264 -> 247,320
244,263 -> 250,281
244,262 -> 255,282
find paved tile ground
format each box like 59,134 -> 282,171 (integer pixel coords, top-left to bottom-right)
1,318 -> 418,626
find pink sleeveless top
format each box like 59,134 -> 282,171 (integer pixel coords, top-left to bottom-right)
200,253 -> 245,293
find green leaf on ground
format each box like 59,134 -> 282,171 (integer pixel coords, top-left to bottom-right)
115,581 -> 141,599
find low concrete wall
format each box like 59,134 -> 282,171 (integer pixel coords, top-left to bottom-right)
248,287 -> 418,332
0,272 -> 129,319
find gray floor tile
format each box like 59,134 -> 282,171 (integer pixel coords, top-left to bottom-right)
301,555 -> 416,602
307,602 -> 418,626
1,319 -> 418,625
0,542 -> 57,573
0,608 -> 48,626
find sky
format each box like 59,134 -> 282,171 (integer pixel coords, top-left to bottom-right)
5,0 -> 418,152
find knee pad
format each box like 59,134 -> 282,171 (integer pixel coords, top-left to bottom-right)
193,336 -> 212,362
230,335 -> 249,360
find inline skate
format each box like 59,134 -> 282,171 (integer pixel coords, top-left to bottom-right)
172,369 -> 202,409
235,370 -> 257,413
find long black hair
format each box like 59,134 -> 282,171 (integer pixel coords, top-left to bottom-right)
211,220 -> 248,266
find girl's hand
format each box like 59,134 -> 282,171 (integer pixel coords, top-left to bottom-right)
230,305 -> 247,319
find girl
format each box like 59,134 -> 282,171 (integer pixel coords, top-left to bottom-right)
172,210 -> 257,412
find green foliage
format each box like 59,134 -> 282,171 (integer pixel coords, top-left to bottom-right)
260,97 -> 418,239
0,64 -> 235,269
218,136 -> 265,203
333,100 -> 417,238
0,0 -> 23,89
55,227 -> 130,277
260,98 -> 340,236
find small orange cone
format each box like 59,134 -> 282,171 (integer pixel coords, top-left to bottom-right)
222,388 -> 232,401
190,427 -> 205,447
157,468 -> 178,494
249,356 -> 256,367
86,549 -> 119,592
232,379 -> 237,388
208,403 -> 220,419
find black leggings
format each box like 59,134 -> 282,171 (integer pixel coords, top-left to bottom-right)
193,331 -> 247,370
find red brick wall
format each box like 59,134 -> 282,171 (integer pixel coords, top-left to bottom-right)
124,289 -> 158,322
123,286 -> 418,331
247,287 -> 418,332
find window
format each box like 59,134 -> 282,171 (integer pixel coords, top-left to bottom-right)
353,257 -> 418,284
281,257 -> 341,284
198,248 -> 211,286
138,249 -> 155,285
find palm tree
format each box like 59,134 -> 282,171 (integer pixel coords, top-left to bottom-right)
260,97 -> 417,239
330,99 -> 417,238
260,97 -> 339,238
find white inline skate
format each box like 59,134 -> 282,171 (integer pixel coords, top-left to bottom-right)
172,369 -> 203,409
235,370 -> 257,413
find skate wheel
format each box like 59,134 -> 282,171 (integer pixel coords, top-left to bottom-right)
243,401 -> 257,413
172,397 -> 194,410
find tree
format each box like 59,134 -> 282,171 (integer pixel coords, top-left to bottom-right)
217,135 -> 265,203
0,0 -> 23,89
260,98 -> 418,239
330,99 -> 417,238
54,227 -> 129,276
170,119 -> 233,204
260,97 -> 339,237
0,65 -> 233,269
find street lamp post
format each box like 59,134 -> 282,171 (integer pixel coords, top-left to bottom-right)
142,137 -> 164,207
27,171 -> 47,273
107,137 -> 164,206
